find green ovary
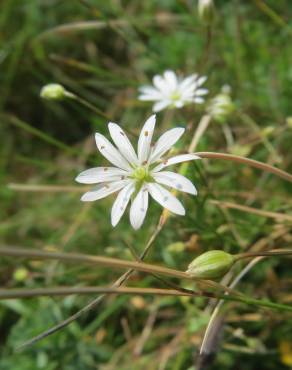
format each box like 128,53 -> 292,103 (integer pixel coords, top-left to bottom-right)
170,91 -> 181,102
132,167 -> 153,187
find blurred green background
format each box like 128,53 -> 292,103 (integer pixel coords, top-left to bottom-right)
1,1 -> 292,369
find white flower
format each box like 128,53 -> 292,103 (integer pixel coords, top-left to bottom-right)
207,85 -> 234,123
76,115 -> 200,229
138,70 -> 208,112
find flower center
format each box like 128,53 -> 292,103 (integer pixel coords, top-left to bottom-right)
133,166 -> 148,181
170,90 -> 181,102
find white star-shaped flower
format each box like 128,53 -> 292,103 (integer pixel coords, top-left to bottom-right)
76,115 -> 200,229
138,70 -> 208,112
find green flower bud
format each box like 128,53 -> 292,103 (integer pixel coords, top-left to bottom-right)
40,83 -> 68,100
198,0 -> 216,25
186,250 -> 234,279
13,267 -> 29,282
207,85 -> 234,124
286,117 -> 292,128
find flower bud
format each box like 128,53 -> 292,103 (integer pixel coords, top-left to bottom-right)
186,250 -> 234,279
207,85 -> 234,124
286,117 -> 292,129
198,0 -> 216,25
13,267 -> 29,282
40,83 -> 67,100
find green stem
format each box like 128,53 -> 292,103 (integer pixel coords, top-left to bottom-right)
194,152 -> 292,183
235,249 -> 292,261
68,92 -> 110,119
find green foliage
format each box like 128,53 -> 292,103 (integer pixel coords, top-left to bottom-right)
0,0 -> 292,369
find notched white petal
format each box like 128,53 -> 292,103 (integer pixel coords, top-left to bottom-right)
137,114 -> 156,164
153,171 -> 197,195
81,180 -> 130,202
196,76 -> 207,87
111,182 -> 135,227
150,127 -> 185,163
130,185 -> 149,229
152,153 -> 201,172
147,183 -> 185,215
163,70 -> 178,90
153,100 -> 170,112
153,75 -> 169,94
108,122 -> 138,165
76,167 -> 128,184
95,133 -> 132,171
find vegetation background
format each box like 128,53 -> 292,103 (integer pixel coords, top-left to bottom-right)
0,0 -> 292,369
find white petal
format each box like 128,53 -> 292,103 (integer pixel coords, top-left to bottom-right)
153,100 -> 170,112
195,88 -> 209,96
147,183 -> 185,215
81,180 -> 130,202
111,182 -> 135,227
95,133 -> 132,171
178,74 -> 197,90
76,167 -> 128,184
174,100 -> 185,108
130,185 -> 149,229
139,94 -> 162,102
108,122 -> 138,165
163,70 -> 178,90
138,86 -> 162,101
153,75 -> 170,94
152,153 -> 201,172
149,127 -> 185,163
137,114 -> 156,164
196,76 -> 207,87
153,171 -> 197,195
193,97 -> 205,104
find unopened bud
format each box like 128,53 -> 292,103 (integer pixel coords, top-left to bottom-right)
186,250 -> 234,279
13,267 -> 29,282
286,117 -> 292,128
198,0 -> 216,25
207,85 -> 234,123
40,83 -> 70,100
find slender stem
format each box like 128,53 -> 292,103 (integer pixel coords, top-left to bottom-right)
222,294 -> 292,313
69,93 -> 110,119
1,286 -> 291,313
0,246 -> 189,281
253,0 -> 288,29
0,287 -> 193,300
0,246 -> 233,294
235,249 -> 292,261
194,152 -> 292,183
209,199 -> 292,222
188,115 -> 211,153
8,183 -> 85,193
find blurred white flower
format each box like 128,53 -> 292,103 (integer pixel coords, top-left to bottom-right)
207,85 -> 234,123
40,83 -> 67,100
138,70 -> 208,112
76,115 -> 200,229
198,0 -> 215,24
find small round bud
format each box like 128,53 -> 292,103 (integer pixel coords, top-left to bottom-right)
286,117 -> 292,129
207,86 -> 234,124
186,250 -> 234,279
198,0 -> 216,25
167,242 -> 185,253
13,267 -> 29,282
40,83 -> 67,100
